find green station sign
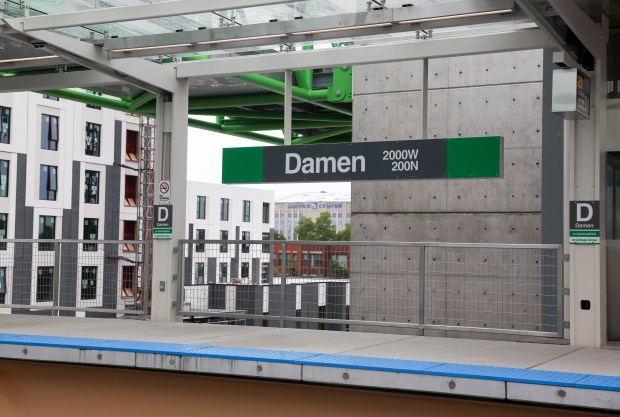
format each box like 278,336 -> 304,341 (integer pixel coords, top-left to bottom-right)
222,136 -> 503,184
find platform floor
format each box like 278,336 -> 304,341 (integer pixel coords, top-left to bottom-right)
0,315 -> 618,411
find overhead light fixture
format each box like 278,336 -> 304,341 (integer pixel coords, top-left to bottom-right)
197,33 -> 287,45
292,23 -> 392,36
398,9 -> 513,25
0,55 -> 59,64
109,43 -> 193,53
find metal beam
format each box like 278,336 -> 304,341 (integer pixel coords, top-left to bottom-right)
14,0 -> 300,31
176,28 -> 555,78
1,19 -> 177,94
0,69 -> 119,92
547,0 -> 606,60
103,0 -> 522,58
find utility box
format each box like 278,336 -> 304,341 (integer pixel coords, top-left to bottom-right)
552,68 -> 591,120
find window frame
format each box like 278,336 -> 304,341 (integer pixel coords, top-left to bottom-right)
36,266 -> 54,302
0,266 -> 6,304
219,262 -> 228,283
219,230 -> 228,253
39,165 -> 57,201
242,200 -> 251,222
195,228 -> 205,253
262,202 -> 270,224
194,262 -> 205,285
220,198 -> 229,221
80,266 -> 97,300
241,231 -> 250,253
41,114 -> 59,151
85,122 -> 101,157
0,106 -> 10,144
196,195 -> 206,219
241,262 -> 249,279
83,218 -> 98,252
38,215 -> 55,251
84,170 -> 100,204
0,159 -> 8,197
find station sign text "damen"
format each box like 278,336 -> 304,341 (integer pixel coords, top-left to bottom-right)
222,136 -> 503,184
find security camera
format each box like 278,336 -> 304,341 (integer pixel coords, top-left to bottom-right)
31,41 -> 47,49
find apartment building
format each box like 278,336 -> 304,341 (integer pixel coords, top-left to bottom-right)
275,191 -> 351,240
185,181 -> 274,286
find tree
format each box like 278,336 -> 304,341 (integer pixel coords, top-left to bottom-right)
336,223 -> 350,241
295,212 -> 336,241
273,230 -> 286,240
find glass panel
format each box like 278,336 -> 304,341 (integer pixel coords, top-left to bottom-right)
36,266 -> 53,302
81,266 -> 97,300
0,213 -> 6,251
0,160 -> 9,197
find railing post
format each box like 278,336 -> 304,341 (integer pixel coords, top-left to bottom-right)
280,242 -> 286,328
418,245 -> 426,335
52,241 -> 61,317
143,241 -> 151,314
557,245 -> 565,338
176,241 -> 184,316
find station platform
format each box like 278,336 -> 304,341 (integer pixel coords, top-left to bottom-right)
0,315 -> 618,412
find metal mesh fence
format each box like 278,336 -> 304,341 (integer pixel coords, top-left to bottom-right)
0,240 -> 149,316
178,240 -> 563,337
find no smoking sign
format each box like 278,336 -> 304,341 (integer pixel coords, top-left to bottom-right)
158,180 -> 171,204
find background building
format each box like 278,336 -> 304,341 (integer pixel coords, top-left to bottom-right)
275,191 -> 350,240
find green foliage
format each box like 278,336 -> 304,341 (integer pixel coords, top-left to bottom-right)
273,230 -> 287,240
294,212 -> 351,241
327,260 -> 349,278
336,223 -> 350,241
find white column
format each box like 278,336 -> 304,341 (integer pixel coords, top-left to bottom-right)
151,79 -> 189,322
568,58 -> 607,347
284,68 -> 292,145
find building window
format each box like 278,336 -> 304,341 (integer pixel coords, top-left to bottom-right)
219,230 -> 228,253
311,253 -> 323,268
243,200 -> 251,222
241,262 -> 249,279
85,122 -> 101,157
0,267 -> 5,304
38,216 -> 55,251
81,266 -> 97,300
262,202 -> 270,224
85,90 -> 102,109
196,196 -> 206,219
220,198 -> 229,221
125,130 -> 139,161
0,160 -> 8,197
83,218 -> 98,252
261,262 -> 269,284
0,213 -> 6,251
39,165 -> 57,200
121,266 -> 136,297
124,175 -> 137,206
122,220 -> 136,252
219,262 -> 228,283
262,232 -> 270,254
36,266 -> 54,302
42,94 -> 58,101
242,231 -> 250,253
84,170 -> 100,204
0,106 -> 10,144
41,114 -> 59,150
194,262 -> 205,285
195,229 -> 205,252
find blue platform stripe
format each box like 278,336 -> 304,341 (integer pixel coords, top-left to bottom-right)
1,332 -> 619,392
298,353 -> 442,374
575,375 -> 620,391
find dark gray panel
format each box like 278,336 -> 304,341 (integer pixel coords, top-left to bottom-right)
301,283 -> 319,330
207,258 -> 216,284
208,283 -> 225,310
101,121 -> 123,310
231,226 -> 240,278
251,258 -> 260,285
186,223 -> 193,285
326,282 -> 348,331
235,285 -> 264,326
268,284 -> 297,329
541,48 -> 564,245
12,154 -> 33,310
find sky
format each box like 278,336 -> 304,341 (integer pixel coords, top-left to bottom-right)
186,123 -> 351,201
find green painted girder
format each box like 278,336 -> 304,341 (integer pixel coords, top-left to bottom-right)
189,108 -> 350,122
138,93 -> 299,113
220,120 -> 351,132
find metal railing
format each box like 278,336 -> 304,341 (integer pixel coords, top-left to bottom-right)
0,239 -> 149,316
177,240 -> 564,338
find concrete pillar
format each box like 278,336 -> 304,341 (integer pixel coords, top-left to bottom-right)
567,58 -> 607,346
151,79 -> 189,322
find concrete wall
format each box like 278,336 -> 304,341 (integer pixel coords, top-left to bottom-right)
350,50 -> 558,336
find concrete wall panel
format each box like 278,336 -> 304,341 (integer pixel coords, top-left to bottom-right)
353,180 -> 447,213
446,147 -> 542,212
354,60 -> 424,95
353,92 -> 423,142
428,50 -> 544,89
352,213 -> 541,244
